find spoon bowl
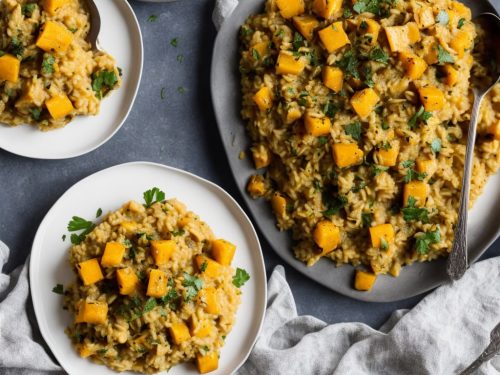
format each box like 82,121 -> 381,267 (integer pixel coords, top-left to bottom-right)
83,0 -> 101,50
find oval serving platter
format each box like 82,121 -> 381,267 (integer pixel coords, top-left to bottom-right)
210,0 -> 500,302
30,162 -> 266,374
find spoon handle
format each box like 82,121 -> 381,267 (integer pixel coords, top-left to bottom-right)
460,343 -> 499,375
446,93 -> 484,281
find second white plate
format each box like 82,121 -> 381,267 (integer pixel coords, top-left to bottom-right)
29,162 -> 266,374
0,0 -> 143,159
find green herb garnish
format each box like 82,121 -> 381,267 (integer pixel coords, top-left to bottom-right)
147,14 -> 158,22
437,45 -> 455,65
415,228 -> 441,254
143,298 -> 157,314
369,47 -> 389,64
96,208 -> 102,218
337,48 -> 360,80
52,284 -> 64,295
232,268 -> 250,288
457,18 -> 466,29
22,3 -> 37,17
323,195 -> 348,216
8,38 -> 24,59
408,106 -> 432,129
67,216 -> 95,244
402,196 -> 430,223
431,138 -> 441,154
380,237 -> 389,250
29,108 -> 42,121
42,54 -> 55,74
183,272 -> 203,301
143,187 -> 165,208
92,70 -> 118,99
344,121 -> 362,141
170,38 -> 178,47
361,212 -> 373,228
171,229 -> 185,237
372,165 -> 389,176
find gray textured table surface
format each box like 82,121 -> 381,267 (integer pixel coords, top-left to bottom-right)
0,0 -> 499,328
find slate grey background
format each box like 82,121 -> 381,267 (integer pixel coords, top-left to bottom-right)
0,0 -> 499,327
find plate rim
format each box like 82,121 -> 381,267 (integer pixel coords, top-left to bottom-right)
29,161 -> 267,374
210,0 -> 500,302
0,0 -> 144,160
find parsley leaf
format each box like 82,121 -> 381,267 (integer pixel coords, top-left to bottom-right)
67,216 -> 95,244
369,47 -> 389,64
337,49 -> 360,80
52,284 -> 64,295
353,0 -> 395,16
147,14 -> 158,22
232,268 -> 250,287
380,238 -> 389,250
344,121 -> 362,141
415,228 -> 441,254
402,196 -> 430,223
143,298 -> 157,314
436,10 -> 449,25
95,208 -> 102,218
431,138 -> 441,154
170,38 -> 178,47
22,3 -> 37,17
41,54 -> 55,74
143,187 -> 165,208
318,136 -> 329,145
251,48 -> 260,60
92,70 -> 118,99
292,32 -> 305,52
323,102 -> 338,118
323,195 -> 348,216
372,165 -> 389,176
457,18 -> 466,29
182,272 -> 203,301
29,108 -> 42,121
408,106 -> 432,129
8,38 -> 24,59
200,261 -> 208,273
437,45 -> 455,65
361,212 -> 373,228
171,229 -> 185,237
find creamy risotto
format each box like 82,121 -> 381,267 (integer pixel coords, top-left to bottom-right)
241,0 -> 500,290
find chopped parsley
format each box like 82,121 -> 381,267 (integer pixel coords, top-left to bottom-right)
431,138 -> 441,154
343,8 -> 352,18
352,0 -> 395,16
369,47 -> 389,64
147,14 -> 158,22
8,38 -> 24,59
67,216 -> 95,244
41,54 -> 55,74
177,86 -> 186,94
22,3 -> 37,17
457,18 -> 466,29
344,121 -> 362,141
92,70 -> 118,99
29,107 -> 42,121
323,194 -> 348,216
380,238 -> 389,250
415,228 -> 441,254
200,261 -> 208,273
95,208 -> 102,218
232,268 -> 250,287
171,229 -> 185,237
401,160 -> 427,183
408,106 -> 432,129
275,29 -> 285,38
436,10 -> 449,25
317,136 -> 329,145
160,288 -> 179,309
323,102 -> 337,118
142,298 -> 157,314
337,48 -> 360,80
292,32 -> 305,52
402,196 -> 430,223
251,48 -> 260,60
170,38 -> 178,47
361,212 -> 373,228
363,65 -> 374,87
372,165 -> 389,176
437,45 -> 455,65
143,187 -> 165,208
351,177 -> 366,193
52,284 -> 64,295
182,272 -> 203,301
62,234 -> 66,241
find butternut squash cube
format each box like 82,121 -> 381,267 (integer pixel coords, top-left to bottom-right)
399,52 -> 427,80
196,352 -> 219,374
151,240 -> 176,266
407,22 -> 421,44
354,270 -> 377,291
276,52 -> 306,75
323,66 -> 343,93
450,31 -> 472,58
191,319 -> 215,338
198,287 -> 220,315
318,22 -> 350,53
276,0 -> 305,18
359,18 -> 381,45
271,192 -> 287,217
312,0 -> 343,19
247,175 -> 266,197
120,221 -> 137,234
375,141 -> 399,167
195,255 -> 221,278
313,220 -> 340,255
252,144 -> 271,169
293,16 -> 319,41
416,158 -> 436,177
418,86 -> 445,111
75,301 -> 108,325
101,242 -> 126,267
0,54 -> 20,83
451,1 -> 472,20
286,105 -> 302,123
332,143 -> 364,168
77,343 -> 95,358
211,239 -> 236,266
251,41 -> 268,61
369,223 -> 394,248
487,120 -> 500,140
252,87 -> 273,111
43,0 -> 70,15
116,267 -> 139,295
146,269 -> 168,298
169,322 -> 191,345
77,258 -> 103,286
45,94 -> 74,119
350,88 -> 380,118
384,23 -> 420,53
442,64 -> 458,86
413,4 -> 435,29
304,113 -> 331,137
403,181 -> 428,207
424,43 -> 439,65
36,21 -> 74,53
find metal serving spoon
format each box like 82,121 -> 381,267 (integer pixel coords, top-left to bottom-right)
460,322 -> 500,375
446,12 -> 500,281
83,0 -> 101,50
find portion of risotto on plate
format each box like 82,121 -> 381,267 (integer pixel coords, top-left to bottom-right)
240,0 -> 500,290
0,0 -> 121,130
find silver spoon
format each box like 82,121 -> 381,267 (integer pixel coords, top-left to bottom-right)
83,0 -> 101,50
446,12 -> 500,281
460,322 -> 500,375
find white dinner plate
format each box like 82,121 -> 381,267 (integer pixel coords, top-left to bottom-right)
0,0 -> 143,159
29,162 -> 266,374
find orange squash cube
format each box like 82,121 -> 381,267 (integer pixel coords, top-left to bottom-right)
286,105 -> 303,123
146,269 -> 168,298
323,66 -> 343,93
423,43 -> 439,65
276,0 -> 305,18
169,322 -> 191,345
75,301 -> 108,325
198,287 -> 220,315
450,31 -> 472,58
101,242 -> 126,267
150,240 -> 176,266
0,54 -> 20,83
120,221 -> 137,234
195,255 -> 222,278
36,21 -> 74,53
43,0 -> 70,15
332,143 -> 364,168
211,239 -> 236,266
384,23 -> 420,53
116,267 -> 139,295
313,221 -> 340,255
247,175 -> 266,197
304,113 -> 331,137
250,41 -> 268,61
403,181 -> 428,207
312,0 -> 343,19
451,1 -> 472,20
399,52 -> 427,80
442,64 -> 458,86
359,18 -> 381,45
196,352 -> 219,374
293,16 -> 319,41
45,94 -> 74,119
350,88 -> 380,118
252,87 -> 273,111
190,319 -> 215,338
375,141 -> 399,167
318,22 -> 350,53
416,158 -> 436,177
271,192 -> 287,217
369,223 -> 395,248
77,258 -> 103,286
77,343 -> 95,358
276,52 -> 306,75
354,270 -> 377,291
251,144 -> 271,169
418,86 -> 445,111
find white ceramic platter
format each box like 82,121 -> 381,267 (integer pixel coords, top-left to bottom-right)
0,0 -> 143,159
30,162 -> 266,374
